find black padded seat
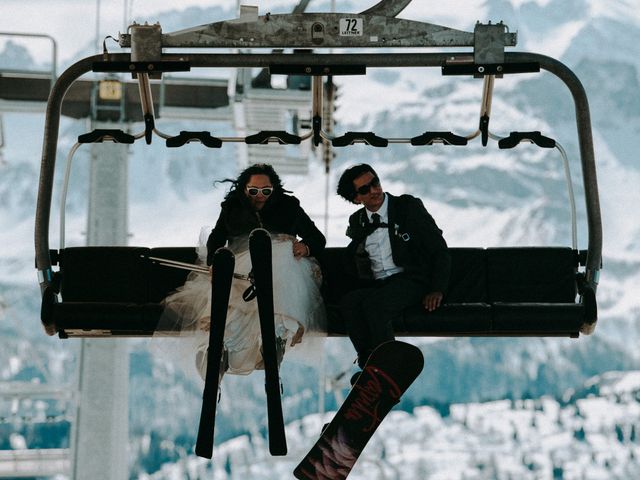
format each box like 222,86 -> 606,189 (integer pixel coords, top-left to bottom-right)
486,247 -> 578,303
325,303 -> 492,337
53,302 -> 165,337
492,302 -> 584,336
58,246 -> 150,302
49,246 -> 202,337
319,246 -> 586,337
321,247 -> 494,336
148,247 -> 199,302
445,248 -> 487,303
399,303 -> 493,336
42,244 -> 590,338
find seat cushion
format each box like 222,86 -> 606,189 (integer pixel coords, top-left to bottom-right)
59,247 -> 150,303
148,247 -> 199,302
486,247 -> 578,303
399,303 -> 493,335
492,302 -> 584,336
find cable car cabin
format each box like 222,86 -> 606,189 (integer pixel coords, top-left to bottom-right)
35,1 -> 602,339
40,244 -> 595,338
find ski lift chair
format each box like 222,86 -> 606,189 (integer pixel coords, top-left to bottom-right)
36,1 -> 601,339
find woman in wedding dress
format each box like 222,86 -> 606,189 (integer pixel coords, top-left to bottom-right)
161,164 -> 327,380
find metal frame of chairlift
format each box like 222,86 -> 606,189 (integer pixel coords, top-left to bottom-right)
34,0 -> 602,338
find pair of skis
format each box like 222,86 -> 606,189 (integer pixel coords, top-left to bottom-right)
195,228 -> 287,459
194,227 -> 424,480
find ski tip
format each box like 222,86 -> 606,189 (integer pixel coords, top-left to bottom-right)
194,445 -> 213,459
214,247 -> 235,260
270,445 -> 288,456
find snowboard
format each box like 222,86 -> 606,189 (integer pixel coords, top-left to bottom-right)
294,340 -> 424,479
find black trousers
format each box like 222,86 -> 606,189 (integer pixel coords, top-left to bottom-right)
339,274 -> 424,368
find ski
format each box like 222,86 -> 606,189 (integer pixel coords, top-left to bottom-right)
294,341 -> 424,479
249,228 -> 288,456
195,247 -> 235,459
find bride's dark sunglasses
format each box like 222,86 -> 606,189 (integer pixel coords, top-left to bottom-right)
246,187 -> 273,197
356,177 -> 380,196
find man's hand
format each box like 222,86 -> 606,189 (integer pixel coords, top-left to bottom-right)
422,291 -> 443,311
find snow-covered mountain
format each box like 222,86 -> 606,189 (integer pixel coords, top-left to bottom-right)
1,0 -> 640,477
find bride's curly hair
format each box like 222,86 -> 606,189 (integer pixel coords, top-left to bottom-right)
217,163 -> 291,200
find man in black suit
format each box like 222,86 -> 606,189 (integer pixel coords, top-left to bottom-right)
337,164 -> 451,373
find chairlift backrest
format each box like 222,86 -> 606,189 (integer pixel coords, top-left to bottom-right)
43,244 -> 591,338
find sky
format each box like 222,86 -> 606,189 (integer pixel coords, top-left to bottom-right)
0,0 -> 486,65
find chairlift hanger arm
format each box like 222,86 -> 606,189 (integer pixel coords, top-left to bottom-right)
118,13 -> 516,51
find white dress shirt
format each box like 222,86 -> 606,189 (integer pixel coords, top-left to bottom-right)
364,194 -> 404,280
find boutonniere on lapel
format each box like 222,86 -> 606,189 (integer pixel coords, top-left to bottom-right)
394,223 -> 411,241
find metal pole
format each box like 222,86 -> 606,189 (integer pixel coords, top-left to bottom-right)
123,0 -> 129,32
318,0 -> 337,418
72,121 -> 130,480
95,0 -> 101,53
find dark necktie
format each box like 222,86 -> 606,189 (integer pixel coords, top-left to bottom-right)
365,213 -> 387,236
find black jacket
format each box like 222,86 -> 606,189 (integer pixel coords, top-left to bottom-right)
206,192 -> 325,265
345,193 -> 451,294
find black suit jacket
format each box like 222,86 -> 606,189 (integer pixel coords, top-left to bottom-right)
345,193 -> 451,294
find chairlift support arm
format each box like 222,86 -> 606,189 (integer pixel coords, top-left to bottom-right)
118,9 -> 515,54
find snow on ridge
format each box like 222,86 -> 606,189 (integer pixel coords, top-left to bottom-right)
588,0 -> 640,26
509,0 -> 553,8
594,371 -> 640,396
524,19 -> 586,59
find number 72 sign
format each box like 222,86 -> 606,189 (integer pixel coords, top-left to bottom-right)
339,18 -> 363,36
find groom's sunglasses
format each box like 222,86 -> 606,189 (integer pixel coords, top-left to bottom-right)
246,187 -> 273,197
355,177 -> 380,196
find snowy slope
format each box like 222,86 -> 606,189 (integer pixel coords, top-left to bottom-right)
136,370 -> 640,479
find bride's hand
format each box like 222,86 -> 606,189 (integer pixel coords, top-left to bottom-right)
197,316 -> 211,332
290,325 -> 305,346
292,241 -> 310,259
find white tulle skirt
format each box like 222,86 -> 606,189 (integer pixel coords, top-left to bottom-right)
158,233 -> 326,379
